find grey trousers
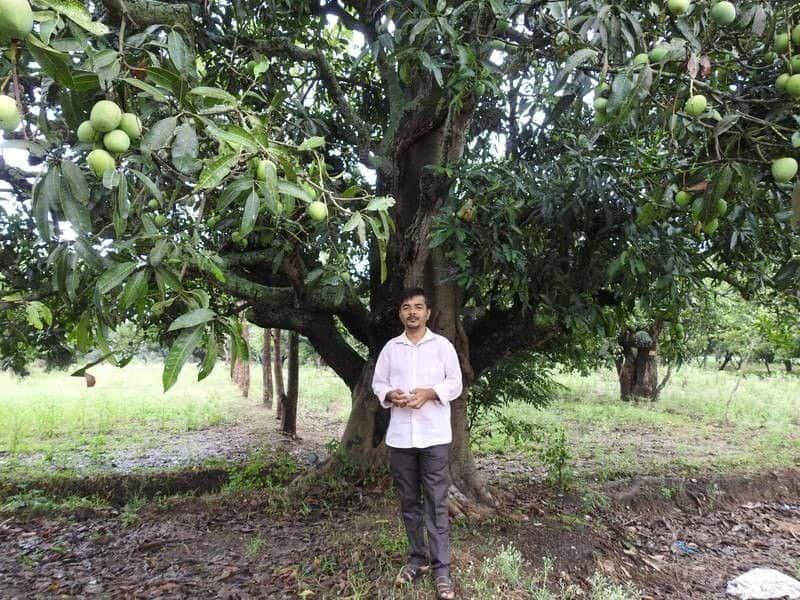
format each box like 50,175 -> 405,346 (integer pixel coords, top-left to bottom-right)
389,443 -> 451,575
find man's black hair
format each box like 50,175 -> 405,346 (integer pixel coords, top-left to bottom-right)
399,287 -> 427,307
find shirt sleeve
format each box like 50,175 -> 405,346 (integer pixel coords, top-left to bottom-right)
432,340 -> 463,404
372,345 -> 393,409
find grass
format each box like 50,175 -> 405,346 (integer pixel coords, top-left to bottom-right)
1,359 -> 798,486
0,361 -> 236,457
0,360 -> 350,464
475,363 -> 800,480
299,543 -> 639,600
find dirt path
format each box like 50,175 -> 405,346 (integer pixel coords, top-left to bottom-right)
2,469 -> 799,598
2,397 -> 800,598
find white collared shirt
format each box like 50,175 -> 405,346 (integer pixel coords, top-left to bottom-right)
372,328 -> 463,449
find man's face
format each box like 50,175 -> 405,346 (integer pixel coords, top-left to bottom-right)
399,295 -> 430,332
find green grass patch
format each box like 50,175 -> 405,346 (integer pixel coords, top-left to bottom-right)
476,364 -> 800,479
0,361 -> 351,465
0,361 -> 238,457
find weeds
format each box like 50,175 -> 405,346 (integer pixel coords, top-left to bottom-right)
0,489 -> 110,514
246,535 -> 265,557
223,449 -> 298,492
121,495 -> 146,527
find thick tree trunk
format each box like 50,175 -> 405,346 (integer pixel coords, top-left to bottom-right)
719,352 -> 733,370
340,93 -> 494,510
785,360 -> 793,373
617,329 -> 661,401
262,329 -> 273,408
281,331 -> 299,436
272,329 -> 285,420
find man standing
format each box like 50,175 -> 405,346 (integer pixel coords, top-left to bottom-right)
372,287 -> 462,600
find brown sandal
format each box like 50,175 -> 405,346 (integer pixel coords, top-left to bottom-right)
435,574 -> 455,599
394,563 -> 430,586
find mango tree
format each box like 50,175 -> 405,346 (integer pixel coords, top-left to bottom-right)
1,0 -> 799,510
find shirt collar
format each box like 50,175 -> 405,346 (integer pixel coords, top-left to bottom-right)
396,327 -> 436,346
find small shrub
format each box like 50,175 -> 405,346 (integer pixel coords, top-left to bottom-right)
224,449 -> 298,491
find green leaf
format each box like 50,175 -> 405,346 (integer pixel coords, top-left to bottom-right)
60,177 -> 91,233
25,305 -> 42,330
70,71 -> 100,92
146,67 -> 184,95
364,196 -> 395,212
113,175 -> 129,237
168,308 -> 216,331
96,262 -> 138,294
216,177 -> 253,212
119,270 -> 149,311
278,180 -> 314,203
260,159 -> 279,204
196,153 -> 238,190
140,116 -> 178,155
365,215 -> 388,282
707,164 -> 733,201
409,16 -> 433,43
75,312 -> 91,352
168,29 -> 195,76
130,169 -> 163,201
189,86 -> 237,105
206,124 -> 259,151
171,122 -> 201,174
121,77 -> 169,102
60,159 -> 89,204
606,73 -> 633,116
25,302 -> 51,330
197,329 -> 218,381
33,168 -> 58,241
36,0 -> 109,35
342,211 -> 363,233
240,189 -> 259,237
163,326 -> 204,391
551,47 -> 598,92
298,136 -> 326,151
149,239 -> 171,266
26,34 -> 73,87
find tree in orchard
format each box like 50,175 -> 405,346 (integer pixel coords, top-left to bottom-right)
1,0 -> 799,510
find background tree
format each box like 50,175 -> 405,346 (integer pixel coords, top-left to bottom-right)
262,327 -> 273,408
1,0 -> 799,509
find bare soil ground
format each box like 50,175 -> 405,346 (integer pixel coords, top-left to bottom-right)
1,408 -> 799,598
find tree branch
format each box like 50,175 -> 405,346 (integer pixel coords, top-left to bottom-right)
100,0 -> 194,31
244,37 -> 373,163
467,307 -> 560,376
247,304 -> 365,389
0,157 -> 34,195
216,262 -> 373,346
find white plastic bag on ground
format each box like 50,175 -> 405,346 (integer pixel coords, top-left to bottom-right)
726,568 -> 800,599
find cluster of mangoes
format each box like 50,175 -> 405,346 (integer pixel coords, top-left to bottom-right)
77,100 -> 142,177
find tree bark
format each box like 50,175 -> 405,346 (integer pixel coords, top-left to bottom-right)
272,329 -> 285,420
785,360 -> 793,373
233,319 -> 250,398
617,328 -> 661,401
719,351 -> 733,371
262,328 -> 273,408
281,331 -> 298,436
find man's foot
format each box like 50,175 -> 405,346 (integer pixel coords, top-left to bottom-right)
435,574 -> 455,599
394,563 -> 430,586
